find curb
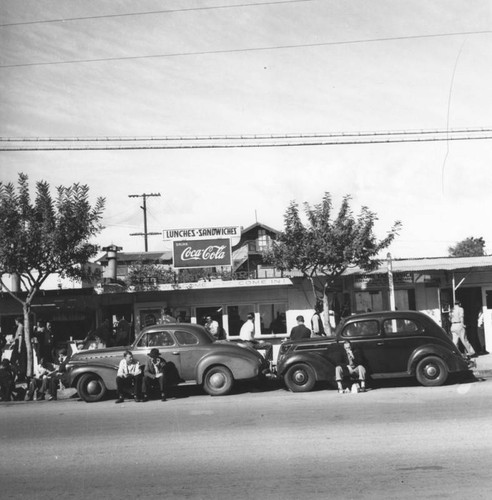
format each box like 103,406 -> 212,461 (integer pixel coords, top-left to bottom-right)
472,369 -> 492,378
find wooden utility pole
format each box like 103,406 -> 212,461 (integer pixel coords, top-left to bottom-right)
128,192 -> 161,251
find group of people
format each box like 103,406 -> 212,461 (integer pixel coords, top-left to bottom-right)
0,347 -> 70,402
114,348 -> 169,403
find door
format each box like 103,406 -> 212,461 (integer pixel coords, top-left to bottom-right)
481,288 -> 492,353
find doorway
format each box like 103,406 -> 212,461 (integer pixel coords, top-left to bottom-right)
195,306 -> 223,329
454,287 -> 483,353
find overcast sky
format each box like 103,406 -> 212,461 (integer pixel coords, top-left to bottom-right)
1,0 -> 491,258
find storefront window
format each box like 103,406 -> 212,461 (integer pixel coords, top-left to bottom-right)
259,303 -> 287,335
226,305 -> 255,336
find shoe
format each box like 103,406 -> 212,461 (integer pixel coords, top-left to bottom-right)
48,396 -> 54,401
135,398 -> 143,403
338,389 -> 344,394
141,395 -> 149,402
115,398 -> 124,404
161,394 -> 167,402
38,394 -> 45,401
359,387 -> 366,393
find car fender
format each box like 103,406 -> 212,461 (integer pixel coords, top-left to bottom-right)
278,351 -> 336,382
195,350 -> 261,384
68,364 -> 118,391
407,344 -> 466,375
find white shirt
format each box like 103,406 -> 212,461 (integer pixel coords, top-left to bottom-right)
117,358 -> 141,377
239,319 -> 255,341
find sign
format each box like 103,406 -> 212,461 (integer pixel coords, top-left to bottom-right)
173,239 -> 232,269
163,226 -> 241,245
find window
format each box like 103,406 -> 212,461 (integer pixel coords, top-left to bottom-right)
257,229 -> 271,251
137,331 -> 175,347
383,319 -> 419,335
227,305 -> 255,336
342,320 -> 379,338
260,303 -> 287,334
175,330 -> 199,345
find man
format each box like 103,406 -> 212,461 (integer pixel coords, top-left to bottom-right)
289,315 -> 311,340
311,304 -> 326,337
335,340 -> 367,393
142,348 -> 168,402
239,313 -> 273,361
115,314 -> 131,346
48,348 -> 71,401
450,301 -> 475,357
205,316 -> 220,339
115,350 -> 143,403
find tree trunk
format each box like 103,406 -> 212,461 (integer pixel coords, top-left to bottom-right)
23,304 -> 33,378
322,288 -> 333,335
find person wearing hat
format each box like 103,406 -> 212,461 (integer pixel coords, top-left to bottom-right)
142,348 -> 168,402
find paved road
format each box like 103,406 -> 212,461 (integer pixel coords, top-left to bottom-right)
1,377 -> 492,499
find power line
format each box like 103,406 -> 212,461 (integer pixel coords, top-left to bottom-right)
1,30 -> 490,69
0,128 -> 491,151
2,127 -> 489,142
0,0 -> 315,28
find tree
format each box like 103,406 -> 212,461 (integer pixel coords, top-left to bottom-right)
265,193 -> 401,333
0,173 -> 105,376
448,237 -> 486,257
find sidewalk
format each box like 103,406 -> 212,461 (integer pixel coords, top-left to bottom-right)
472,352 -> 492,378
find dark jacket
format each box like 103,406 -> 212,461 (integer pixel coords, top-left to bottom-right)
144,356 -> 167,379
289,324 -> 311,340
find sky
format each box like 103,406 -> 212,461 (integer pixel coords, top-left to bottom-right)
1,0 -> 491,258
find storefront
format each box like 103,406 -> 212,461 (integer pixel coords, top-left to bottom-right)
341,255 -> 492,353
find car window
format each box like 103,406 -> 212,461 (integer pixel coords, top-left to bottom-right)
137,331 -> 175,347
383,319 -> 420,335
174,330 -> 199,346
342,320 -> 379,338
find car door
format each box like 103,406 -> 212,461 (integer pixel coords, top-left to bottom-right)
172,329 -> 209,381
381,316 -> 428,373
133,329 -> 182,376
339,318 -> 388,373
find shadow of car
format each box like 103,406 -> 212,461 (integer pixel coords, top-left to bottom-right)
66,323 -> 269,402
276,310 -> 475,392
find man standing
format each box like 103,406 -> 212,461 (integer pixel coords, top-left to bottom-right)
289,315 -> 311,340
239,313 -> 272,361
115,314 -> 131,346
450,301 -> 475,357
311,303 -> 326,337
205,316 -> 220,339
115,350 -> 143,403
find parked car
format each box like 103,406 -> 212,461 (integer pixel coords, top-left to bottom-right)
276,310 -> 475,392
66,323 -> 269,402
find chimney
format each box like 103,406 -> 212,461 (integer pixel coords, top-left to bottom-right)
102,245 -> 122,281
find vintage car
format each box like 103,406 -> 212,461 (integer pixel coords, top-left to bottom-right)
66,323 -> 269,402
277,310 -> 475,392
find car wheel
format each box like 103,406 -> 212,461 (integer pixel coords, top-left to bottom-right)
203,365 -> 234,396
415,356 -> 448,387
284,363 -> 316,392
76,373 -> 108,402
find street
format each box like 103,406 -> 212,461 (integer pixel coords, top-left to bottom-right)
1,377 -> 492,500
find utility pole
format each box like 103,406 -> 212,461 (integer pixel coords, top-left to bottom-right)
128,192 -> 161,252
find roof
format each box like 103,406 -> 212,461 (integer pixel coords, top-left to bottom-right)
241,221 -> 281,236
96,251 -> 172,264
342,255 -> 492,276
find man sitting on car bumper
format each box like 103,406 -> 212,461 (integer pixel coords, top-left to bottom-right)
115,350 -> 143,403
335,340 -> 366,393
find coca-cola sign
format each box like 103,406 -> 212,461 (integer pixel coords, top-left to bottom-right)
173,239 -> 232,269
